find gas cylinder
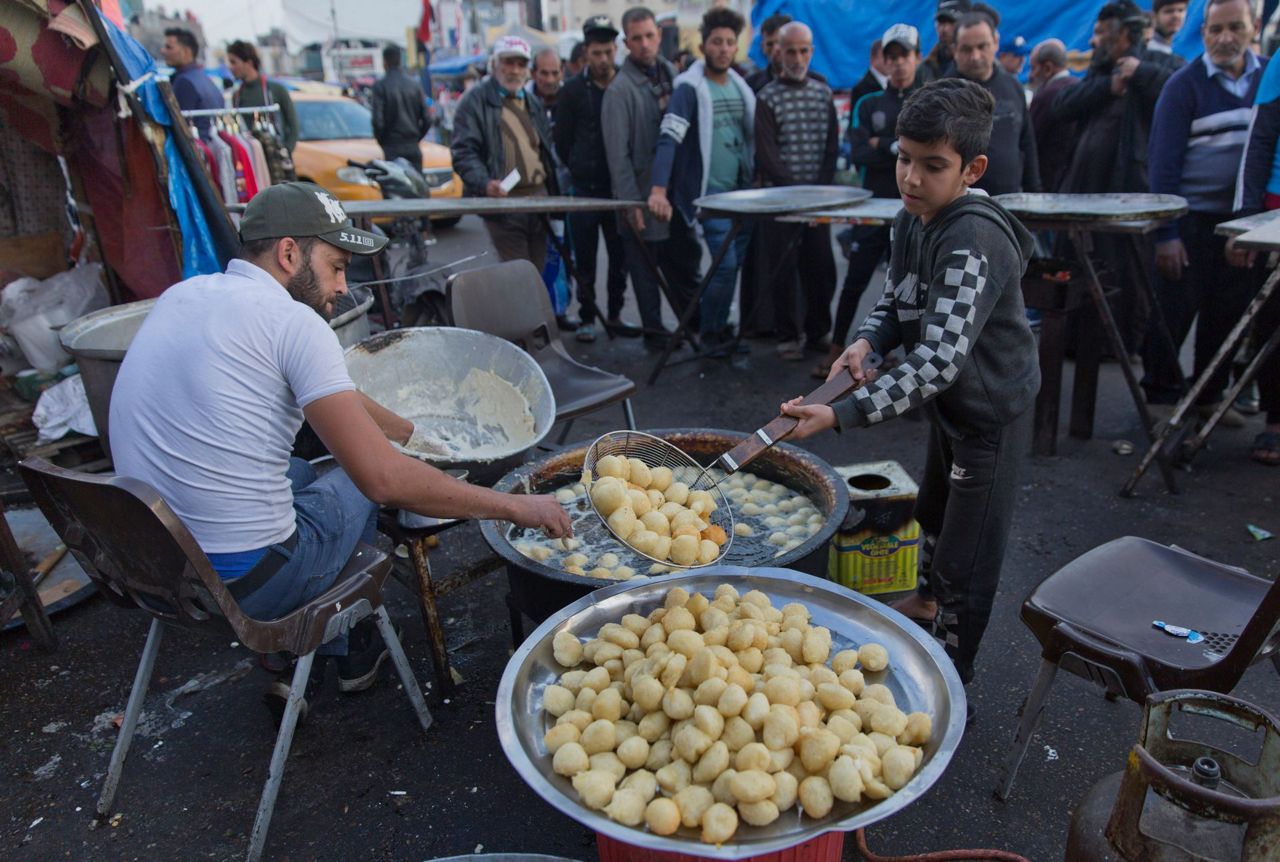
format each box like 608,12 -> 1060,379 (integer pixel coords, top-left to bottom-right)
1065,689 -> 1280,861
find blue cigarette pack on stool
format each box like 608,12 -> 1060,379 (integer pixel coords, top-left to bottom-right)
827,460 -> 919,595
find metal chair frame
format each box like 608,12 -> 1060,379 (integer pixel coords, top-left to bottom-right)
19,457 -> 432,862
997,536 -> 1280,801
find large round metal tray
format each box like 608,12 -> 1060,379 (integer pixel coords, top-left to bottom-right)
496,568 -> 966,858
694,186 -> 871,216
993,192 -> 1188,221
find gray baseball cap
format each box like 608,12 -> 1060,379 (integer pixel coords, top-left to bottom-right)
239,182 -> 387,255
883,24 -> 920,53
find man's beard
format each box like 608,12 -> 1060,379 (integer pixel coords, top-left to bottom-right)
286,256 -> 330,319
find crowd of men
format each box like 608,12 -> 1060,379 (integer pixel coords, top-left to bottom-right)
449,0 -> 1278,468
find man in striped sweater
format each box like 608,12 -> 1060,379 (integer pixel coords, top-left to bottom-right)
1144,0 -> 1265,425
756,22 -> 840,361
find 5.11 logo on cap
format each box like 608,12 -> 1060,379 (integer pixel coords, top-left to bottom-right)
338,230 -> 375,247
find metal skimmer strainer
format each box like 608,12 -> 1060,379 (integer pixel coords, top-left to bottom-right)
583,430 -> 735,568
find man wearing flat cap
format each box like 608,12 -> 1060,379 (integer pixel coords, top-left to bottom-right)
920,0 -> 970,83
110,183 -> 569,711
452,35 -> 560,269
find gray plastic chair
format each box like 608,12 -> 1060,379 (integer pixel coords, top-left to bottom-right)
19,457 -> 432,862
449,260 -> 637,444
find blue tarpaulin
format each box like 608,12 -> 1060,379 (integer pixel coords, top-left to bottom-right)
749,0 -> 1210,90
100,14 -> 222,277
429,53 -> 486,76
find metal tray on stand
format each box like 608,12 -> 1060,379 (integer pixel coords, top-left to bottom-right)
495,568 -> 966,859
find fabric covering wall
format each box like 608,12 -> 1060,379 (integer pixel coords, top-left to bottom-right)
749,0 -> 1210,91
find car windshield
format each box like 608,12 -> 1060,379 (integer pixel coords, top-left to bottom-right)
296,99 -> 373,141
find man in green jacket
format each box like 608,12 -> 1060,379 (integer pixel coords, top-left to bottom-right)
227,40 -> 299,152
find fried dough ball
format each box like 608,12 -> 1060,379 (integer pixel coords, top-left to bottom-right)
553,742 -> 589,776
617,735 -> 650,770
572,769 -> 616,810
676,785 -> 716,829
739,799 -> 780,827
628,459 -> 652,489
620,769 -> 657,802
640,510 -> 671,537
698,539 -> 720,565
733,523 -> 754,537
626,489 -> 652,517
701,802 -> 739,844
544,684 -> 575,716
702,524 -> 728,546
772,770 -> 799,811
730,769 -> 776,803
798,776 -> 834,818
544,723 -> 580,754
604,787 -> 647,826
882,745 -> 918,791
665,482 -> 690,506
590,477 -> 627,516
828,755 -> 864,802
596,455 -> 629,481
607,505 -> 638,540
898,712 -> 933,747
693,740 -> 731,783
670,534 -> 700,567
832,649 -> 860,674
645,797 -> 681,836
859,643 -> 890,672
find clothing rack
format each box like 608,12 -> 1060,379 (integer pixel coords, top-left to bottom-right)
180,104 -> 281,118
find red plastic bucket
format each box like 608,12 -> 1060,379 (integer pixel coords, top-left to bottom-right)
595,830 -> 845,862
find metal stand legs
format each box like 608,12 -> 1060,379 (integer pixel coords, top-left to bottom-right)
996,658 -> 1059,801
246,651 -> 314,862
96,618 -> 163,821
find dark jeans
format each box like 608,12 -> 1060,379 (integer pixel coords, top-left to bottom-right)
484,212 -> 548,273
832,225 -> 891,344
567,204 -> 627,324
771,223 -> 837,343
914,409 -> 1031,684
1142,212 -> 1259,406
235,458 -> 379,656
620,209 -> 701,335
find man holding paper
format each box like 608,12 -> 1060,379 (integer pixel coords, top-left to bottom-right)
451,36 -> 559,269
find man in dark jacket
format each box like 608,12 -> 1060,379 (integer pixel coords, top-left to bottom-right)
160,28 -> 223,134
822,24 -> 922,377
451,36 -> 558,270
372,45 -> 430,168
1053,0 -> 1175,352
920,0 -> 970,83
554,16 -> 640,342
1055,1 -> 1173,197
745,13 -> 791,93
951,13 -> 1040,196
850,40 -> 888,106
1027,39 -> 1078,192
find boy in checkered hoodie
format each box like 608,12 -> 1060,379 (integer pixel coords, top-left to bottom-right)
783,79 -> 1039,692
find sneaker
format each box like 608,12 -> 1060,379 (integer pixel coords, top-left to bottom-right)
555,314 -> 581,332
776,339 -> 805,361
1236,381 -> 1261,415
575,323 -> 597,343
336,622 -> 402,693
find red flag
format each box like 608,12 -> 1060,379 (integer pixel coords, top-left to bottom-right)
416,0 -> 433,45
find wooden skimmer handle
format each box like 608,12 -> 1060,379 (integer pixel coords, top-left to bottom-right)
712,353 -> 882,475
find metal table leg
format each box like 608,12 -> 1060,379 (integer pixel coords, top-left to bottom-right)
1068,230 -> 1179,492
648,216 -> 744,384
360,215 -> 397,329
1123,267 -> 1280,494
1126,234 -> 1188,395
408,537 -> 455,697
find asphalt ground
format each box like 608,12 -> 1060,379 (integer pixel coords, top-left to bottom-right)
2,216 -> 1277,861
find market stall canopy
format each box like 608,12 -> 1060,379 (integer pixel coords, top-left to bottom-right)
428,53 -> 485,77
484,21 -> 556,50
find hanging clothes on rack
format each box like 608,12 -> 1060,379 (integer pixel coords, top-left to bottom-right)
180,104 -> 291,208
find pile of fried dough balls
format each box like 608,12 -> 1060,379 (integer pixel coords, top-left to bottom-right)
540,584 -> 932,845
588,454 -> 729,568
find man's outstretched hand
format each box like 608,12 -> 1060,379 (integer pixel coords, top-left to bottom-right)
511,494 -> 573,538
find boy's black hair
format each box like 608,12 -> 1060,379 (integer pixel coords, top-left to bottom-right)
1098,0 -> 1146,46
896,78 -> 994,165
164,27 -> 199,57
226,40 -> 261,71
569,41 -> 587,62
700,7 -> 745,41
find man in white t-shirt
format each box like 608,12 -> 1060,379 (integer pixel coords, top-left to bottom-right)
110,183 -> 570,708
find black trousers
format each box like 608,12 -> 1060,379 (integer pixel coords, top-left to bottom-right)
832,225 -> 891,344
567,206 -> 628,324
914,408 -> 1031,684
770,223 -> 836,343
620,209 -> 701,335
1142,212 -> 1259,405
1258,288 -> 1280,425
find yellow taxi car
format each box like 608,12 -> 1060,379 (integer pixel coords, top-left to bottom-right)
290,91 -> 462,222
